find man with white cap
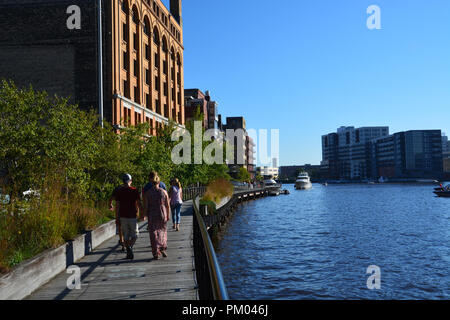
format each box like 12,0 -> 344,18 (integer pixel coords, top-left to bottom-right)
112,173 -> 143,260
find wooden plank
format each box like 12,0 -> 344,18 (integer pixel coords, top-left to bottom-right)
27,201 -> 198,300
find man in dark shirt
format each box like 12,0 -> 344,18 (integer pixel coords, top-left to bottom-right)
113,174 -> 143,260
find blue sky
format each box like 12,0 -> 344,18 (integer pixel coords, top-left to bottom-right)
164,0 -> 450,166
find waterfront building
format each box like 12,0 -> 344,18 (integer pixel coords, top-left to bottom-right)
184,89 -> 219,130
246,136 -> 256,179
444,159 -> 450,173
392,130 -> 443,179
257,167 -> 279,179
321,126 -> 389,180
222,117 -> 248,177
0,0 -> 185,135
442,134 -> 450,158
322,127 -> 443,180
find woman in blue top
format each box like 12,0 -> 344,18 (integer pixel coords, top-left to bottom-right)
169,178 -> 183,231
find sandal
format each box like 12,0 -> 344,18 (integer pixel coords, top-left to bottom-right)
161,251 -> 168,258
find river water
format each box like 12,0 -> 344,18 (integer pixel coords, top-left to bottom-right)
215,184 -> 450,299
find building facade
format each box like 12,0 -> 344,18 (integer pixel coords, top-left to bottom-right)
0,0 -> 185,135
321,126 -> 389,180
257,167 -> 279,179
246,136 -> 256,179
184,89 -> 219,130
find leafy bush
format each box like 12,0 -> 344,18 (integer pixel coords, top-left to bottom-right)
202,178 -> 234,205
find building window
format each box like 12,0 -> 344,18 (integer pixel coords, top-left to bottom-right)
155,99 -> 160,114
123,23 -> 128,43
145,69 -> 150,85
134,86 -> 139,103
145,44 -> 150,60
132,8 -> 139,24
146,94 -> 151,109
122,0 -> 129,14
123,51 -> 128,71
154,52 -> 160,68
163,82 -> 168,97
133,33 -> 138,51
134,60 -> 138,77
123,80 -> 130,99
155,76 -> 160,91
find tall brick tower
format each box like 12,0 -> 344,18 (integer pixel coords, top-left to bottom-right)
170,0 -> 182,25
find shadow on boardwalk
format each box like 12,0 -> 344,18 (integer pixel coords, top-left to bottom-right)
28,201 -> 198,300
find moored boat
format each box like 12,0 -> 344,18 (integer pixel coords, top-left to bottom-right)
264,179 -> 282,196
434,191 -> 450,198
295,172 -> 312,190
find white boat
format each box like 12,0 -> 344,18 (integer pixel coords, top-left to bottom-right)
264,179 -> 282,196
295,172 -> 312,190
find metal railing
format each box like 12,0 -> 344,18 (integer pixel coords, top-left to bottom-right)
193,195 -> 229,300
183,186 -> 206,202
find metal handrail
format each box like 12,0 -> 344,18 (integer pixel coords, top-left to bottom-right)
193,195 -> 229,300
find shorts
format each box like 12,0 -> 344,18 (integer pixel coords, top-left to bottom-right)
120,218 -> 139,241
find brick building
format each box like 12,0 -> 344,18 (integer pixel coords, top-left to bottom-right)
0,0 -> 185,134
184,89 -> 219,130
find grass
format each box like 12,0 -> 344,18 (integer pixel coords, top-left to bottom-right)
0,183 -> 114,273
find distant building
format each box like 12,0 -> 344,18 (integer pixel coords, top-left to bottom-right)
222,117 -> 248,177
443,134 -> 450,158
391,130 -> 443,179
322,127 -> 443,180
321,126 -> 389,180
272,158 -> 278,168
257,166 -> 279,179
184,89 -> 218,129
246,136 -> 256,179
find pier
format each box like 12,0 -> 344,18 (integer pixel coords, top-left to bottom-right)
13,187 -> 269,300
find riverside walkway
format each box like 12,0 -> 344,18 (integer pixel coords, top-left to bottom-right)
28,201 -> 198,300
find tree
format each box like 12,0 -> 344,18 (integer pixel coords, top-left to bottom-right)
236,167 -> 251,182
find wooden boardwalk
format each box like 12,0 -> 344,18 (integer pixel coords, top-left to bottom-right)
28,201 -> 198,300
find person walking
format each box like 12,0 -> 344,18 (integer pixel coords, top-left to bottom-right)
112,174 -> 143,260
109,185 -> 126,252
169,178 -> 183,231
143,171 -> 167,193
143,173 -> 170,260
143,171 -> 166,231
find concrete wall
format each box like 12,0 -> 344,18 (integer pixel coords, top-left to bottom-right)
0,220 -> 116,300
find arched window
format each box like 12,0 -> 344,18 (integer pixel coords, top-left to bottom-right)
143,17 -> 150,36
153,27 -> 160,46
162,37 -> 168,75
176,53 -> 181,85
122,0 -> 129,15
153,27 -> 160,69
132,7 -> 139,24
